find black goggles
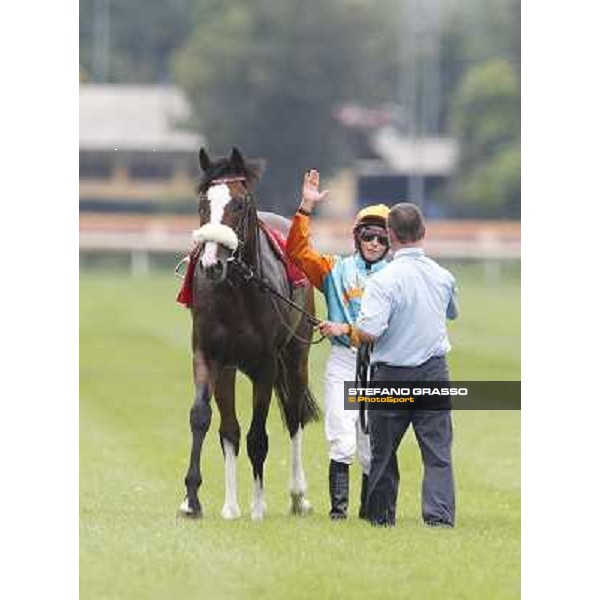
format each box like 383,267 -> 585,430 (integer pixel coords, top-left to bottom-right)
359,230 -> 389,245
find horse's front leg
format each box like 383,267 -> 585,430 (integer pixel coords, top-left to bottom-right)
179,350 -> 214,518
247,372 -> 273,521
215,367 -> 242,520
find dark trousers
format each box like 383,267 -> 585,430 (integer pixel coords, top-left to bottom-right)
366,357 -> 455,527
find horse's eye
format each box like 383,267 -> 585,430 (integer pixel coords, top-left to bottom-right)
199,203 -> 209,220
230,199 -> 245,212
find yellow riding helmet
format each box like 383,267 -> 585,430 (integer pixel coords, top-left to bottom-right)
353,204 -> 390,232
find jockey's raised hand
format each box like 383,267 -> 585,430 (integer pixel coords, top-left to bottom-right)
300,169 -> 330,214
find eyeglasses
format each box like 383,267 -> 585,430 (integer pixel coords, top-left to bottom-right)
359,232 -> 389,245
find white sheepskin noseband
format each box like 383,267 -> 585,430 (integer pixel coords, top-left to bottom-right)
192,223 -> 239,251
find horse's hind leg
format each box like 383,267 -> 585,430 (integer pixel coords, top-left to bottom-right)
247,371 -> 273,521
280,341 -> 314,516
289,425 -> 312,516
179,351 -> 214,518
215,367 -> 242,520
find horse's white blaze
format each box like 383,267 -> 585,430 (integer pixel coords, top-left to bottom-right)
289,428 -> 307,496
201,184 -> 233,268
201,242 -> 218,269
221,439 -> 241,519
251,476 -> 266,521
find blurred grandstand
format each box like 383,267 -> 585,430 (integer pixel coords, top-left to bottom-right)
79,84 -> 520,275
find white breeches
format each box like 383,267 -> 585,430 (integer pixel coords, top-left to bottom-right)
324,345 -> 371,474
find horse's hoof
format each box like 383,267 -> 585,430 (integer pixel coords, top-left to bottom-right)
177,497 -> 203,519
221,503 -> 241,520
290,493 -> 313,516
251,502 -> 267,522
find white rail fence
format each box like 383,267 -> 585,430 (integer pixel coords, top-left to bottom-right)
80,215 -> 520,281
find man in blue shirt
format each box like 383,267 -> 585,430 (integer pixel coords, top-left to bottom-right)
355,203 -> 458,528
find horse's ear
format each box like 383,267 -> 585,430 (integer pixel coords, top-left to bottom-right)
230,147 -> 245,172
199,148 -> 212,171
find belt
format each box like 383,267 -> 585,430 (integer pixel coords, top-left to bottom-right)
372,355 -> 445,370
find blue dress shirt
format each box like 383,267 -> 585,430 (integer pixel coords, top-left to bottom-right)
356,247 -> 458,367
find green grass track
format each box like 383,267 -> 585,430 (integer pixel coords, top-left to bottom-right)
80,265 -> 520,599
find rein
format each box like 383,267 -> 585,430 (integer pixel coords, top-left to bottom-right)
225,256 -> 327,345
355,342 -> 373,434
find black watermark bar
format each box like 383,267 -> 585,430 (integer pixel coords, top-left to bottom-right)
344,381 -> 521,411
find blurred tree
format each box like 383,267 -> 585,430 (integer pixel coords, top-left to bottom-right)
78,0 -> 521,217
450,59 -> 520,216
173,0 -> 398,213
438,0 -> 520,133
79,0 -> 195,82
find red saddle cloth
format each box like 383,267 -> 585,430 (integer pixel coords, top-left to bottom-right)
176,221 -> 308,308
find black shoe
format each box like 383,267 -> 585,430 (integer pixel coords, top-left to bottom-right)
424,520 -> 454,529
358,472 -> 369,520
328,460 -> 349,520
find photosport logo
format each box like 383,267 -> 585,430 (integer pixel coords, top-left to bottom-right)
343,381 -> 521,411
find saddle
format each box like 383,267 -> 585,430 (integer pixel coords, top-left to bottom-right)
176,220 -> 309,308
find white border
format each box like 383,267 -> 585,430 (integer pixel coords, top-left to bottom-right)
3,1 -> 598,597
522,1 -> 600,598
1,3 -> 78,598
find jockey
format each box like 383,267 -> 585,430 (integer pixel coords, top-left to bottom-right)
286,169 -> 390,520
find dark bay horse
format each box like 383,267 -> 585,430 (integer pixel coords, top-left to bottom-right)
178,147 -> 320,520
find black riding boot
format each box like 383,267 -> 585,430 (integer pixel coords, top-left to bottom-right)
329,460 -> 349,520
358,472 -> 369,520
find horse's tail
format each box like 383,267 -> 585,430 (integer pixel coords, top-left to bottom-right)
273,350 -> 320,433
